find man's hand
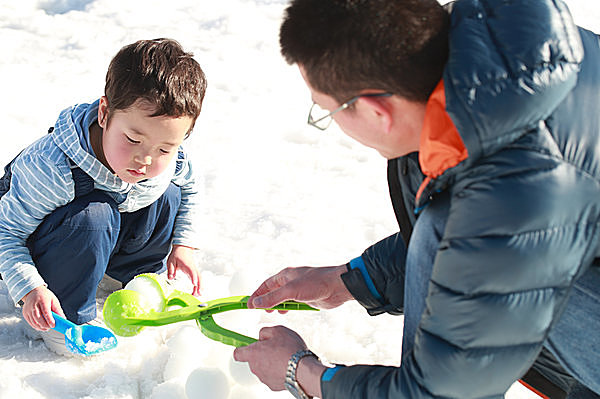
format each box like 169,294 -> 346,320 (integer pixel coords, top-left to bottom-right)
166,244 -> 201,296
21,286 -> 65,331
247,265 -> 353,310
233,325 -> 325,397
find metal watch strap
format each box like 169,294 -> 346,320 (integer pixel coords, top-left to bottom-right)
285,349 -> 316,399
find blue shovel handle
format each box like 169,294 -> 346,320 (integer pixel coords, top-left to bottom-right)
51,311 -> 117,356
51,311 -> 74,335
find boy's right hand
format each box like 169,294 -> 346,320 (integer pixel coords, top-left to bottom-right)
21,286 -> 65,331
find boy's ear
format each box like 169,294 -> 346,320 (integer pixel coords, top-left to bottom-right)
98,96 -> 109,128
358,94 -> 393,134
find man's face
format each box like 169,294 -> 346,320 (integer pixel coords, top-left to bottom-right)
298,65 -> 423,159
299,66 -> 392,157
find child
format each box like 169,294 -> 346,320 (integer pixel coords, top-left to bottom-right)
0,38 -> 206,355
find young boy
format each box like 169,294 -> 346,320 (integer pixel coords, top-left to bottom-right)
0,38 -> 206,355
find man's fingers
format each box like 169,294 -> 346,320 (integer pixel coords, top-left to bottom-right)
253,277 -> 305,309
249,276 -> 284,306
232,338 -> 265,362
252,288 -> 290,309
249,268 -> 302,306
258,326 -> 276,340
233,345 -> 249,362
232,326 -> 275,361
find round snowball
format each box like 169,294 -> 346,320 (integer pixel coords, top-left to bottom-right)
185,367 -> 230,399
229,385 -> 260,399
124,275 -> 166,313
228,357 -> 259,386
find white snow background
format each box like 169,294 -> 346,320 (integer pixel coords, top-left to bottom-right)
0,1 -> 598,398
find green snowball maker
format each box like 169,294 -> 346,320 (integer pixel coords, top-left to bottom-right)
102,273 -> 318,347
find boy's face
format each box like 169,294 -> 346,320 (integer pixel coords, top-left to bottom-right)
97,97 -> 192,184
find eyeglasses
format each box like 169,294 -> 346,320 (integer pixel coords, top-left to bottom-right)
307,92 -> 392,130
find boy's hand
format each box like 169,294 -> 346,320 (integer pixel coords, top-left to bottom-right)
167,245 -> 201,296
21,286 -> 65,331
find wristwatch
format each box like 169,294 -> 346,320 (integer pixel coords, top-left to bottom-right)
285,349 -> 317,399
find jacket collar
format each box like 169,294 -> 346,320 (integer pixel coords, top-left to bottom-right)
416,79 -> 468,202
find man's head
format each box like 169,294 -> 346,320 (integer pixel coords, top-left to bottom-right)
280,0 -> 449,104
104,38 -> 207,134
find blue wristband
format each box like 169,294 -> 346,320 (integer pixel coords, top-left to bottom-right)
321,365 -> 344,382
349,257 -> 383,301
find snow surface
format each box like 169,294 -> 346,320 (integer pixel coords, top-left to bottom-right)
0,1 -> 597,398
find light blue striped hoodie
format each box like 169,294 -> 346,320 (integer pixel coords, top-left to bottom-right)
0,100 -> 202,304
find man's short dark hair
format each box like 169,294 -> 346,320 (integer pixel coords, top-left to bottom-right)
280,0 -> 449,103
105,38 -> 207,130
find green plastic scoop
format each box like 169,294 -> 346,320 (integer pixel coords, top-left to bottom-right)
103,273 -> 318,347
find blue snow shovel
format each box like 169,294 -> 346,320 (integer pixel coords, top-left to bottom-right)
51,311 -> 118,356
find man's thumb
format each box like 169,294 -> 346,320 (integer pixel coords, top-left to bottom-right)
252,290 -> 285,309
233,346 -> 248,362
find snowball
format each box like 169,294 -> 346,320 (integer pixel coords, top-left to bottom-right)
148,379 -> 187,399
228,385 -> 260,399
124,275 -> 166,313
163,326 -> 207,381
185,367 -> 230,399
166,325 -> 205,353
228,270 -> 261,295
228,356 -> 259,386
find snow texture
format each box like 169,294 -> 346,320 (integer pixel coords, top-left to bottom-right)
0,0 -> 597,398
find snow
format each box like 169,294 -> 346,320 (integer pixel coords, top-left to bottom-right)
0,1 -> 598,398
185,367 -> 230,399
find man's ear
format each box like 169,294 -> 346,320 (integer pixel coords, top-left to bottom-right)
98,96 -> 109,128
358,94 -> 393,134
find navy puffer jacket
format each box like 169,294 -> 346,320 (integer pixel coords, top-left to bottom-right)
322,0 -> 599,398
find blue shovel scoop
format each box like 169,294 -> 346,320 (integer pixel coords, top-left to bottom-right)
51,311 -> 118,356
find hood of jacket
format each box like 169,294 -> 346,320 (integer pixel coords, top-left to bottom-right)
415,0 -> 584,208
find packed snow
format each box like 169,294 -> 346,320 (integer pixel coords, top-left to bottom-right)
0,1 -> 598,398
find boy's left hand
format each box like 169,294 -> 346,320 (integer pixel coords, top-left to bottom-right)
167,245 -> 201,296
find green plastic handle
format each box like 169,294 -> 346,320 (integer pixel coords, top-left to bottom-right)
197,316 -> 257,347
193,296 -> 318,347
103,277 -> 318,347
197,295 -> 317,319
114,293 -> 316,327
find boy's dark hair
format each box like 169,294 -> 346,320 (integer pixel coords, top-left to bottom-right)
105,38 -> 207,130
280,0 -> 449,103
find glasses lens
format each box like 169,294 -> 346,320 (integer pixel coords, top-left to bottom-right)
308,103 -> 333,130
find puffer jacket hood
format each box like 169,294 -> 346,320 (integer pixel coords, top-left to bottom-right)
418,0 -> 584,208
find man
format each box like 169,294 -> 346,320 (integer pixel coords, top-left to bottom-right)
233,0 -> 600,398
